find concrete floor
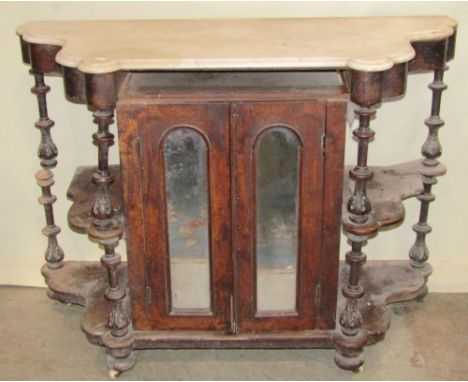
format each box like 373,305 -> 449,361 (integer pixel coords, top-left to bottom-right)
0,287 -> 467,380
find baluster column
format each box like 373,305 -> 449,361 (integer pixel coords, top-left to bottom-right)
88,107 -> 128,337
85,73 -> 135,376
335,70 -> 383,371
31,71 -> 64,270
409,67 -> 447,268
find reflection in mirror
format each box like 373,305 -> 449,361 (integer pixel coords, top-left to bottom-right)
255,127 -> 300,314
163,127 -> 211,312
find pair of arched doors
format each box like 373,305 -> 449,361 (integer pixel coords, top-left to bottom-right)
118,99 -> 344,334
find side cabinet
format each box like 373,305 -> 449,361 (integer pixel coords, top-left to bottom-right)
118,95 -> 346,334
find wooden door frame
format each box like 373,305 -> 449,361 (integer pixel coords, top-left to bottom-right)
118,101 -> 233,331
232,100 -> 328,332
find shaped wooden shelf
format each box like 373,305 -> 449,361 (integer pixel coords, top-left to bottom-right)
67,165 -> 124,234
67,160 -> 446,236
343,160 -> 446,231
42,259 -> 430,350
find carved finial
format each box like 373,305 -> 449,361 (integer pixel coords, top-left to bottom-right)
339,299 -> 362,336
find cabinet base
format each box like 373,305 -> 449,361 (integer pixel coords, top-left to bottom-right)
41,260 -> 431,373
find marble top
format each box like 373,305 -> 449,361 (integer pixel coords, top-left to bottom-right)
17,17 -> 457,74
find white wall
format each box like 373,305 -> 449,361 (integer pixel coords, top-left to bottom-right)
1,2 -> 467,291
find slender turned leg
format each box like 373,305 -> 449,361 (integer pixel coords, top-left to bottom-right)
31,71 -> 64,270
409,68 -> 447,269
87,106 -> 135,376
335,106 -> 376,370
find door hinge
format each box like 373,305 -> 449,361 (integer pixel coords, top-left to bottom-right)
315,283 -> 321,311
137,136 -> 144,170
146,286 -> 152,305
321,134 -> 326,157
228,293 -> 237,335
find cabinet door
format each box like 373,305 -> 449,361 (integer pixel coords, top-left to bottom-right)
119,102 -> 232,331
232,101 -> 326,331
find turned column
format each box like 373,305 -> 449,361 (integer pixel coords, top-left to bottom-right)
85,73 -> 136,376
31,71 -> 64,270
335,70 -> 383,371
409,66 -> 447,268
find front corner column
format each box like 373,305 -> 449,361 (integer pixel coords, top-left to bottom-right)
335,69 -> 383,371
85,72 -> 136,376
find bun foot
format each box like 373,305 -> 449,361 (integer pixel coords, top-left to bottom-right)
106,352 -> 136,376
334,330 -> 366,371
103,331 -> 137,377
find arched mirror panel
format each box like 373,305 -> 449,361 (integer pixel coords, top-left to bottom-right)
163,127 -> 211,312
255,127 -> 301,314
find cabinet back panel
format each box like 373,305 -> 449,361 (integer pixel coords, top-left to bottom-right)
119,71 -> 348,103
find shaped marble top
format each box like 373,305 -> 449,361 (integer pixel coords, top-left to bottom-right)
17,17 -> 457,74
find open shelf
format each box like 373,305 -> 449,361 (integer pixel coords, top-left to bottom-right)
67,159 -> 446,235
342,159 -> 446,231
42,259 -> 430,349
